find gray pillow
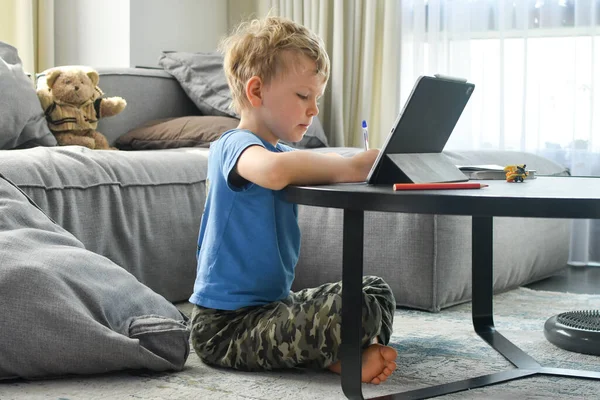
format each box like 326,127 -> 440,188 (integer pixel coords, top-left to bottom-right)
0,174 -> 189,380
0,42 -> 56,149
159,51 -> 328,148
159,51 -> 237,118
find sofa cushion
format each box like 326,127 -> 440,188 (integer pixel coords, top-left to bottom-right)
115,115 -> 240,150
0,146 -> 209,302
0,173 -> 189,380
0,42 -> 56,149
159,51 -> 236,118
158,52 -> 328,148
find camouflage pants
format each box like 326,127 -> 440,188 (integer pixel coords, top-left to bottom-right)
190,275 -> 395,371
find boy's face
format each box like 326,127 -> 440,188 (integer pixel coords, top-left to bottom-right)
257,54 -> 326,144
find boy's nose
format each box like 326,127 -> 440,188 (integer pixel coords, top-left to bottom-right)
307,101 -> 319,116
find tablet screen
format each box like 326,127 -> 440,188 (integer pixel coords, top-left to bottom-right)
367,75 -> 475,184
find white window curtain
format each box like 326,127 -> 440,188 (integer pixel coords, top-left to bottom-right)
0,0 -> 54,74
400,0 -> 600,267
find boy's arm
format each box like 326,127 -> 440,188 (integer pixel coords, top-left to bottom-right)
235,146 -> 380,190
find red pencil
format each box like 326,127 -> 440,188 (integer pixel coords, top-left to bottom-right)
393,182 -> 489,191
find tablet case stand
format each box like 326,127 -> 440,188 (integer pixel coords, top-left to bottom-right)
367,74 -> 474,185
379,153 -> 468,184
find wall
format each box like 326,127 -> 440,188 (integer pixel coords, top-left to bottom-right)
130,0 -> 229,67
53,0 -> 229,68
54,0 -> 130,67
0,0 -> 17,47
227,0 -> 260,31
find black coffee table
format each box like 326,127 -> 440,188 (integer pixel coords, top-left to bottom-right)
284,176 -> 600,400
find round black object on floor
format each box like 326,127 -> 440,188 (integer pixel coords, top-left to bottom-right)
544,310 -> 600,356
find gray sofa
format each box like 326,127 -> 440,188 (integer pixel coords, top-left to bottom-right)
1,67 -> 571,313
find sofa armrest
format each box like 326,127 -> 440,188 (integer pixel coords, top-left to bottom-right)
443,149 -> 570,176
37,68 -> 201,145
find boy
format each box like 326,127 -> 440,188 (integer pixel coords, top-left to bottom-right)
189,16 -> 397,385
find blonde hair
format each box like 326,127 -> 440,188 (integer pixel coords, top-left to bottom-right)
220,16 -> 330,113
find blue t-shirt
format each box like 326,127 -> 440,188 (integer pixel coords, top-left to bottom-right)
189,129 -> 301,310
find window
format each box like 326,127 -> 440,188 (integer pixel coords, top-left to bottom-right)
401,0 -> 600,174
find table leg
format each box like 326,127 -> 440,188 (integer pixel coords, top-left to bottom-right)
341,209 -> 365,400
341,214 -> 600,400
471,215 -> 541,370
470,216 -> 600,382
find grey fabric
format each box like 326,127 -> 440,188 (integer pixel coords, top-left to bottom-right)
0,42 -> 55,149
292,147 -> 571,311
159,53 -> 328,148
0,174 -> 189,380
36,68 -> 202,145
159,51 -> 237,118
0,146 -> 209,302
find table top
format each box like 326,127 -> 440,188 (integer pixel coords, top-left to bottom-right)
284,176 -> 600,219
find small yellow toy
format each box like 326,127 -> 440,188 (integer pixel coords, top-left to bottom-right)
504,164 -> 529,182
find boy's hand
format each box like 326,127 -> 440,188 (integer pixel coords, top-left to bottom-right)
348,149 -> 380,182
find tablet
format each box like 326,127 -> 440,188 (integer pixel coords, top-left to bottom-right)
366,75 -> 475,184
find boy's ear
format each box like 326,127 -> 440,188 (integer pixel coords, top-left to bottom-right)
245,76 -> 263,107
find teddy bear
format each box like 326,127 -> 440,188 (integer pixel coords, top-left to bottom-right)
37,66 -> 127,150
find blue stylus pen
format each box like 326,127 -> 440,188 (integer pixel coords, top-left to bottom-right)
362,120 -> 369,151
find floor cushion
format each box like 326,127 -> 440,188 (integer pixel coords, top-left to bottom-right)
0,174 -> 189,380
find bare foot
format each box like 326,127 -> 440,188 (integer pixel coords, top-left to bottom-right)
328,344 -> 398,384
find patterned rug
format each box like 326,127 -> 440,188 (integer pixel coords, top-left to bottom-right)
2,288 -> 599,399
